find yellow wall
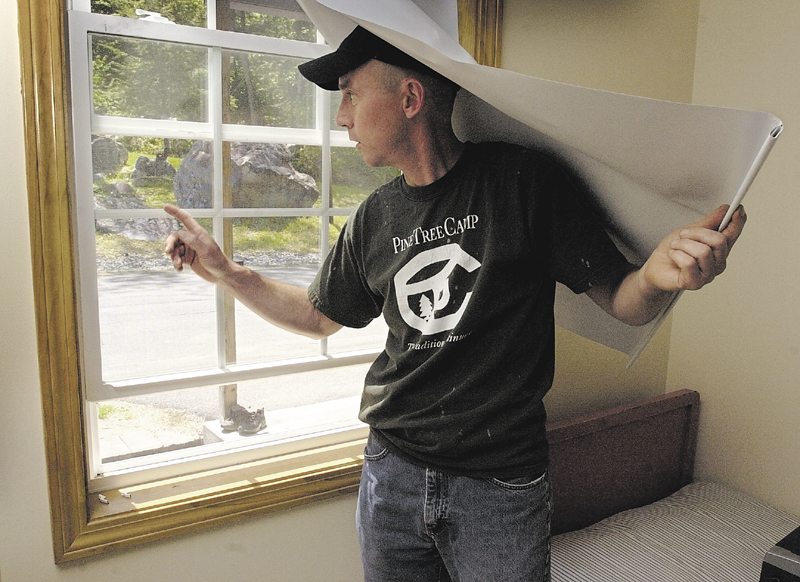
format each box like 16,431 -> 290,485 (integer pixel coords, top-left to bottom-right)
501,0 -> 699,101
667,0 -> 800,516
501,0 -> 701,420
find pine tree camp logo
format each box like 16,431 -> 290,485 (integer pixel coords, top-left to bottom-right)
393,243 -> 480,336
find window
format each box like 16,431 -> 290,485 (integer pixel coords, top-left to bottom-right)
71,2 -> 396,491
19,0 -> 502,563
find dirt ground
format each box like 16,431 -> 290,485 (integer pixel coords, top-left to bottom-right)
97,401 -> 206,441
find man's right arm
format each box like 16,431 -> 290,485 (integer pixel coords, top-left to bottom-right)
163,204 -> 342,340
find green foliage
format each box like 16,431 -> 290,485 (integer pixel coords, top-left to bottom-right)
97,403 -> 133,420
233,217 -> 319,254
292,145 -> 400,206
91,0 -> 205,26
228,9 -> 315,41
92,35 -> 208,121
90,0 -> 317,127
225,52 -> 313,127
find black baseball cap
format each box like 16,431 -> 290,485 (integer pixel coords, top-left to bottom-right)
298,26 -> 453,91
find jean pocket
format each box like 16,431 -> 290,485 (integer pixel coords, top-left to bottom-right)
363,433 -> 389,461
489,470 -> 547,491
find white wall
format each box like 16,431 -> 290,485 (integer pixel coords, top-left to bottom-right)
0,4 -> 362,581
667,0 -> 800,516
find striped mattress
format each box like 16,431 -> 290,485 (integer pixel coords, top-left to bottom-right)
551,481 -> 800,582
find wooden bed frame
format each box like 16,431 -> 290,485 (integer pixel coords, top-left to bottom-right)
545,389 -> 700,535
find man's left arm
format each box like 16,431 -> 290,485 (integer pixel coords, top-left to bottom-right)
585,204 -> 747,326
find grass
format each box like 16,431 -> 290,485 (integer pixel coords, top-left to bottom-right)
98,403 -> 132,420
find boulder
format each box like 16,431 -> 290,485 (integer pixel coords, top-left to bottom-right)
91,136 -> 128,175
95,188 -> 177,241
173,141 -> 319,209
131,153 -> 176,187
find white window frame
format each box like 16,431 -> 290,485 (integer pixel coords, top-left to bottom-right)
68,7 -> 384,490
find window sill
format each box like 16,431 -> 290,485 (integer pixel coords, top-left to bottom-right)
67,437 -> 365,562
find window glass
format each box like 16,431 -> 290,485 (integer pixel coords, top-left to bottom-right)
230,214 -> 322,366
91,34 -> 208,122
97,366 -> 368,465
331,146 -> 400,207
96,219 -> 219,381
92,135 -> 198,207
90,0 -> 208,27
222,142 -> 320,208
223,51 -> 315,128
330,90 -> 342,130
97,388 -> 209,463
76,0 -> 383,479
226,3 -> 315,41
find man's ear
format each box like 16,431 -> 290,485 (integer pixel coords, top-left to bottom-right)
401,78 -> 425,119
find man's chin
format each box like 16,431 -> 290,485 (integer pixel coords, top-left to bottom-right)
355,146 -> 390,169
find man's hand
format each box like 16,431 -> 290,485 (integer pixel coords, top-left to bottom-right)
640,204 -> 746,294
164,203 -> 232,283
587,204 -> 746,326
163,203 -> 343,339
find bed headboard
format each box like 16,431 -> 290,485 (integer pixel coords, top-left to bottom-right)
546,389 -> 700,535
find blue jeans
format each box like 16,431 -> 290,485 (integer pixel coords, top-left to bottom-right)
357,432 -> 552,582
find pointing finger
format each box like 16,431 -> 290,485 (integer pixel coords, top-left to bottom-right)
164,203 -> 204,235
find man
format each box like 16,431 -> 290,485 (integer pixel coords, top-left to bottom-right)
165,26 -> 745,582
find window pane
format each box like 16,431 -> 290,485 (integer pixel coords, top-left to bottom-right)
223,50 -> 315,128
97,391 -> 207,463
97,219 -> 218,382
330,91 -> 342,130
226,2 -> 315,41
92,135 -> 205,208
223,142 -> 320,208
331,146 -> 400,207
91,34 -> 208,122
229,216 -> 322,366
90,0 -> 207,28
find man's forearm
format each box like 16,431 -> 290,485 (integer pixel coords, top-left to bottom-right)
585,267 -> 675,327
218,262 -> 342,339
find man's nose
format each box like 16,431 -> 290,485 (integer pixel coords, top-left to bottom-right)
335,99 -> 351,128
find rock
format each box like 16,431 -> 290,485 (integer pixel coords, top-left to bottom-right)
131,153 -> 176,187
173,141 -> 319,210
91,137 -> 128,175
95,189 -> 177,241
102,181 -> 136,198
172,141 -> 213,208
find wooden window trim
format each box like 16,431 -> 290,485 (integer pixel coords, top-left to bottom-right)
17,0 -> 502,564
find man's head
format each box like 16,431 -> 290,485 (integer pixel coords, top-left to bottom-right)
300,27 -> 462,182
298,26 -> 457,94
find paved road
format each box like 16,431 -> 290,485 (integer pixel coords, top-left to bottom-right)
97,263 -> 386,420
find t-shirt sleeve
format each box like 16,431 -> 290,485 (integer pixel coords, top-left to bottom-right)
533,156 -> 632,294
308,210 -> 384,329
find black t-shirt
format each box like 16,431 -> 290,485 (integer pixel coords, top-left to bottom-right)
309,142 -> 630,477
